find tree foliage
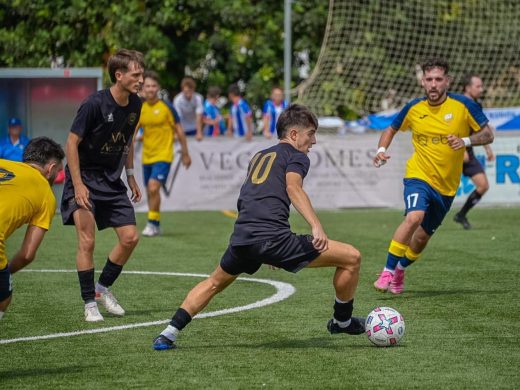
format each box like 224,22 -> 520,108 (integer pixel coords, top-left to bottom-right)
0,0 -> 327,109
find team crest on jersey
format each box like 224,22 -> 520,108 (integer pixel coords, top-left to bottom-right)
0,168 -> 15,183
128,113 -> 138,125
444,113 -> 453,122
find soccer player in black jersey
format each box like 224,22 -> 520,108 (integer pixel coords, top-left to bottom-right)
61,49 -> 144,322
153,104 -> 365,350
453,73 -> 495,229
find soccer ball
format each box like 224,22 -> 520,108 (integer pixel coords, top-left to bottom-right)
365,307 -> 405,347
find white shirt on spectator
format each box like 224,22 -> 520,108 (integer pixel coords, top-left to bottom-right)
173,92 -> 204,132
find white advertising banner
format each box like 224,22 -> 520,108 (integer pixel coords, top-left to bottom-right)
132,134 -> 520,211
455,135 -> 520,204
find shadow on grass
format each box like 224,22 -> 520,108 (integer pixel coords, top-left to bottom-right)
0,365 -> 91,380
184,336 -> 377,350
376,289 -> 502,299
256,336 -> 374,349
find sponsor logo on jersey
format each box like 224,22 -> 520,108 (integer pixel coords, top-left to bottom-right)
0,168 -> 15,183
128,113 -> 138,125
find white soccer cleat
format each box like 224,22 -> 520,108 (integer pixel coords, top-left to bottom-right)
84,302 -> 104,322
142,223 -> 160,237
95,290 -> 125,316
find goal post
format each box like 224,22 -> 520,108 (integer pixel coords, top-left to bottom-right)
296,0 -> 520,117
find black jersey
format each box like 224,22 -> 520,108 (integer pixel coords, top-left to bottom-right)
466,100 -> 483,159
230,142 -> 310,245
68,89 -> 142,182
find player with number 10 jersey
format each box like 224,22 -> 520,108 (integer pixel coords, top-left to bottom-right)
152,104 -> 366,351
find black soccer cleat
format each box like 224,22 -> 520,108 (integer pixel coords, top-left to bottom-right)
153,335 -> 176,351
454,213 -> 472,230
327,317 -> 366,335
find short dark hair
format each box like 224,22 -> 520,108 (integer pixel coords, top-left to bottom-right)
23,137 -> 64,166
421,58 -> 449,75
108,49 -> 145,83
227,83 -> 241,97
461,72 -> 480,91
143,70 -> 160,84
207,86 -> 221,99
180,76 -> 196,90
276,104 -> 318,139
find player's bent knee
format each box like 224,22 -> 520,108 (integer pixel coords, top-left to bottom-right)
78,236 -> 95,253
120,232 -> 139,248
341,246 -> 361,270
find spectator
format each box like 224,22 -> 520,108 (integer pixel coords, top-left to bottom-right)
227,83 -> 253,140
202,86 -> 225,138
173,77 -> 204,140
0,118 -> 30,162
262,86 -> 288,139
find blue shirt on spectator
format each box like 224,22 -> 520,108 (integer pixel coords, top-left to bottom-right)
0,135 -> 30,162
230,98 -> 252,137
263,99 -> 288,135
203,100 -> 225,136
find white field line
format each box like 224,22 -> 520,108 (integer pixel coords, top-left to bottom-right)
0,269 -> 296,345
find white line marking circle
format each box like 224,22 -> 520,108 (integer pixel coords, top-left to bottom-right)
0,269 -> 296,345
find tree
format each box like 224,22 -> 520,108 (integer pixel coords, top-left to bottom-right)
0,0 -> 327,110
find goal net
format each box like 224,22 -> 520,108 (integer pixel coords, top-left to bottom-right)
296,0 -> 520,117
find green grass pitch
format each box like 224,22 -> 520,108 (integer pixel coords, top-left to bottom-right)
1,207 -> 519,389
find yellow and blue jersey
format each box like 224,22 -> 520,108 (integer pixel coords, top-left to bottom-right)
391,93 -> 488,196
139,100 -> 180,165
0,159 -> 56,269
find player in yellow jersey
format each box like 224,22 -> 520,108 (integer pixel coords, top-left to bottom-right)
372,58 -> 494,294
0,137 -> 64,320
138,71 -> 191,237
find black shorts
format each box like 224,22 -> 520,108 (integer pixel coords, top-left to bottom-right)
220,234 -> 321,275
0,266 -> 13,302
463,154 -> 484,178
61,170 -> 136,230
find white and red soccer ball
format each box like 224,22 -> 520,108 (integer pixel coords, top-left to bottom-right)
365,307 -> 405,347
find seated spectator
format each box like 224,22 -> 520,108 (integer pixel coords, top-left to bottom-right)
0,118 -> 30,162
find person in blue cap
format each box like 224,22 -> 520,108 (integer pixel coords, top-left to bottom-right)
0,118 -> 30,162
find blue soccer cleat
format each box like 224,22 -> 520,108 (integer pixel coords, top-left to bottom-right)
153,335 -> 176,351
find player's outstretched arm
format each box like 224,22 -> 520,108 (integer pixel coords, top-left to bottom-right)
286,172 -> 328,252
8,225 -> 47,274
373,126 -> 398,167
175,124 -> 192,168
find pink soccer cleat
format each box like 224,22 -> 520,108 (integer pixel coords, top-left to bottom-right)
374,270 -> 394,292
389,268 -> 405,294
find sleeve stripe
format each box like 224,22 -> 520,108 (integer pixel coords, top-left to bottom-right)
164,101 -> 181,123
448,93 -> 489,128
391,97 -> 424,130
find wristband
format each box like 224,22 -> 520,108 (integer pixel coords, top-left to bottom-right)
462,137 -> 471,147
126,168 -> 135,176
377,146 -> 386,154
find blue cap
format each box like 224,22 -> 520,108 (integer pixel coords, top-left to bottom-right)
8,117 -> 22,127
